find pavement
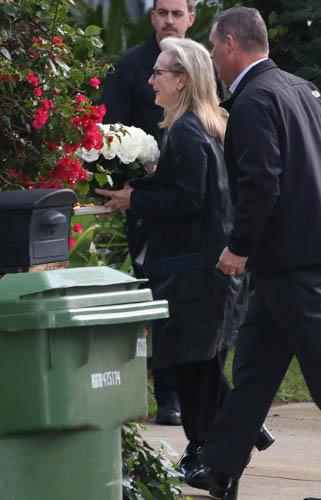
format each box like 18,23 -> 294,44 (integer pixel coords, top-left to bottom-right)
141,403 -> 321,500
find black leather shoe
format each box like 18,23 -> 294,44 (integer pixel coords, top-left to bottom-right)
255,423 -> 275,451
176,442 -> 202,477
186,466 -> 238,499
303,498 -> 321,499
155,405 -> 181,425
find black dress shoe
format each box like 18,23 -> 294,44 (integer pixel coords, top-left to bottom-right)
176,442 -> 202,477
187,466 -> 238,499
255,423 -> 275,451
155,404 -> 181,425
303,498 -> 321,499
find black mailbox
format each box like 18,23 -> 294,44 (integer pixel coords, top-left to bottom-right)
0,189 -> 78,273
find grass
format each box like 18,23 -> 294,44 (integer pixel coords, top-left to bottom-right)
223,349 -> 312,404
148,351 -> 312,417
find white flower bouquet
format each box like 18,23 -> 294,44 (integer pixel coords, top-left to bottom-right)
76,123 -> 159,194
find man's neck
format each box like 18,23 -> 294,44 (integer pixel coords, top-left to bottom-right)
229,55 -> 269,94
229,53 -> 268,85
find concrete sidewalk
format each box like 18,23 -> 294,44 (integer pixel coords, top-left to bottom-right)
141,403 -> 321,499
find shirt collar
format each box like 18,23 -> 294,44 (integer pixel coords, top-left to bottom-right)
229,58 -> 268,94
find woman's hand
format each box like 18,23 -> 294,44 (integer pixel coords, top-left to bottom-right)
95,185 -> 133,211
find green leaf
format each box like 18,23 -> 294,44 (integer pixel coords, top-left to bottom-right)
48,59 -> 58,76
69,224 -> 100,266
75,180 -> 90,196
91,37 -> 104,49
84,25 -> 102,37
1,116 -> 11,129
70,68 -> 84,86
3,4 -> 18,17
95,172 -> 109,187
0,47 -> 11,61
55,58 -> 71,76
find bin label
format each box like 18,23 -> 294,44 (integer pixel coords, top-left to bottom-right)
136,337 -> 147,357
91,371 -> 121,389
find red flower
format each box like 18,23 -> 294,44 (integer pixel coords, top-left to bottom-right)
89,77 -> 101,89
33,87 -> 43,97
33,108 -> 48,129
0,75 -> 12,82
32,99 -> 54,129
53,36 -> 63,44
89,104 -> 106,122
69,237 -> 76,249
41,98 -> 54,110
27,51 -> 40,59
26,71 -> 39,86
72,223 -> 83,233
47,142 -> 58,150
82,125 -> 104,150
63,143 -> 79,154
70,116 -> 82,127
33,37 -> 43,45
75,93 -> 88,105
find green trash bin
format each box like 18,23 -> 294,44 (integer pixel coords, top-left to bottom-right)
0,266 -> 168,500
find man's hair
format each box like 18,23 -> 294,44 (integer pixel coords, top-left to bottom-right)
153,0 -> 195,12
213,7 -> 269,54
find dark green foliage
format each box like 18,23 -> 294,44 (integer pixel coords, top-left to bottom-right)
122,423 -> 185,500
232,0 -> 321,88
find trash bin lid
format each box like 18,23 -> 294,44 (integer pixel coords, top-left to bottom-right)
0,267 -> 169,331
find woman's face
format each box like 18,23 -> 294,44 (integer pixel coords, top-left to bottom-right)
148,52 -> 184,110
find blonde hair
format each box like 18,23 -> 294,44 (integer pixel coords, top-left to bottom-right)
159,37 -> 227,143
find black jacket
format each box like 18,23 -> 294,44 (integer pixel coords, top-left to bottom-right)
130,111 -> 247,367
101,32 -> 163,145
221,59 -> 321,272
101,33 -> 163,273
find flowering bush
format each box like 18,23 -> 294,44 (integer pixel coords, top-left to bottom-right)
0,0 -> 108,191
77,124 -> 160,193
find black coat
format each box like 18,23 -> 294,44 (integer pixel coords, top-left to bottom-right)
221,59 -> 321,272
101,32 -> 163,146
131,111 -> 248,368
101,32 -> 163,273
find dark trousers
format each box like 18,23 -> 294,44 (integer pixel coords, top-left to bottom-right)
174,351 -> 230,444
153,367 -> 180,409
200,266 -> 321,478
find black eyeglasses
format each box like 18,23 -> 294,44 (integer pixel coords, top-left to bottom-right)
151,68 -> 179,79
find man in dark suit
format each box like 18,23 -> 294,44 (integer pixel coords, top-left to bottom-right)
187,6 -> 321,500
101,0 -> 196,426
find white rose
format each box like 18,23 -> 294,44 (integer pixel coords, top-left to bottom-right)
117,126 -> 145,164
77,147 -> 100,162
137,133 -> 160,164
101,134 -> 121,159
98,123 -> 122,159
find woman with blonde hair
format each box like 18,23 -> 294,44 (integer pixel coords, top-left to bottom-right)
96,37 -> 248,497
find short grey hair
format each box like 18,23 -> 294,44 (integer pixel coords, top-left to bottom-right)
212,7 -> 269,54
153,0 -> 195,12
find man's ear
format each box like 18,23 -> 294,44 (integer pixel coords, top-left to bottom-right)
151,10 -> 156,29
225,34 -> 236,54
188,12 -> 196,28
